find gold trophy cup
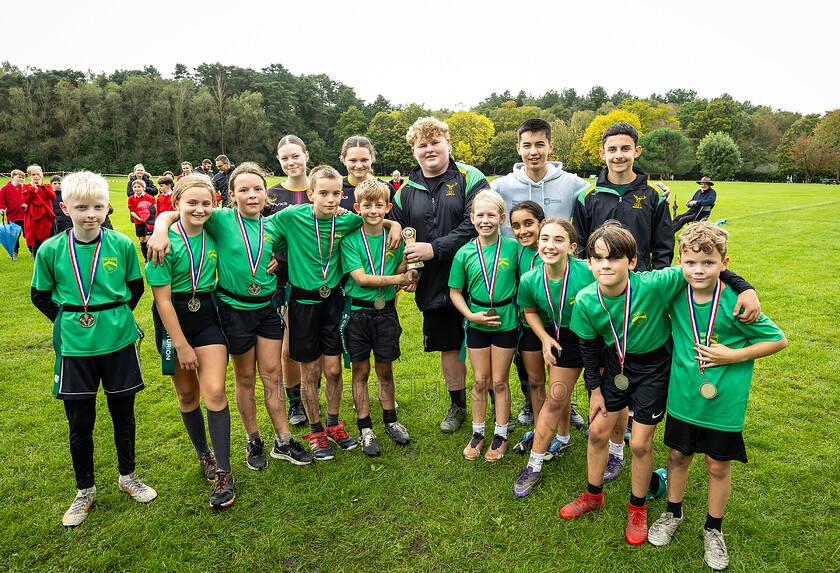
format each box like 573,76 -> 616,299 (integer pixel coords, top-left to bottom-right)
401,227 -> 424,270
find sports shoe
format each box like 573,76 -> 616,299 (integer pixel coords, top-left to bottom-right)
544,437 -> 572,461
625,503 -> 648,545
302,431 -> 335,461
288,399 -> 307,426
703,528 -> 730,570
384,421 -> 410,445
209,471 -> 235,509
512,430 -> 534,454
358,427 -> 381,457
484,434 -> 508,462
271,437 -> 315,465
440,404 -> 468,433
245,437 -> 267,470
513,467 -> 542,497
569,406 -> 585,429
326,421 -> 357,451
604,453 -> 625,481
198,450 -> 216,482
463,432 -> 485,460
647,511 -> 683,546
517,403 -> 534,426
62,486 -> 96,527
559,491 -> 604,519
647,468 -> 667,500
118,473 -> 157,503
492,410 -> 517,434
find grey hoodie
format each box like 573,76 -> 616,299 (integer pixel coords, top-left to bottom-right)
491,162 -> 591,238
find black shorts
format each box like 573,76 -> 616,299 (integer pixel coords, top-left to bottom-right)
664,415 -> 748,463
467,327 -> 519,349
134,223 -> 152,237
552,327 -> 584,369
287,290 -> 344,363
56,343 -> 145,400
601,343 -> 671,426
217,299 -> 284,356
518,326 -> 542,352
152,295 -> 227,353
422,306 -> 465,353
344,307 -> 402,364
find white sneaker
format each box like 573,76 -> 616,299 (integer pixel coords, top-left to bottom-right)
118,473 -> 157,503
62,486 -> 96,527
703,528 -> 730,570
647,511 -> 683,546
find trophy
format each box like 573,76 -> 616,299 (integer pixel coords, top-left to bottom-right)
401,227 -> 424,270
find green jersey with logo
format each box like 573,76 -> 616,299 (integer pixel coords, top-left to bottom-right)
145,227 -> 218,293
517,257 -> 594,330
341,228 -> 405,310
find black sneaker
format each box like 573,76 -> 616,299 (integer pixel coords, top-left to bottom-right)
245,438 -> 267,470
210,471 -> 235,509
288,399 -> 307,426
270,437 -> 315,465
570,405 -> 585,429
358,428 -> 381,457
384,421 -> 410,446
517,403 -> 534,426
198,450 -> 216,482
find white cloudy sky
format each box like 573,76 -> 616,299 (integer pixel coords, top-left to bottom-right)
7,0 -> 837,115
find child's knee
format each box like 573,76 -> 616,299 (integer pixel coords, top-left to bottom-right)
706,457 -> 731,481
629,434 -> 653,458
669,448 -> 691,466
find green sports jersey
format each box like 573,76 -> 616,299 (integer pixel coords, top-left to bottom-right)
267,204 -> 363,303
667,285 -> 784,432
32,229 -> 142,356
517,258 -> 594,331
341,228 -> 405,310
517,245 -> 543,277
204,209 -> 278,310
144,227 -> 218,293
570,266 -> 685,353
449,235 -> 521,332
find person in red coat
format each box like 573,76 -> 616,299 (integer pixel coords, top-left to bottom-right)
155,175 -> 175,214
22,165 -> 56,256
0,169 -> 26,259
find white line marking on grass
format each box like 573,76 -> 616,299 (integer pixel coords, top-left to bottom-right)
725,200 -> 840,221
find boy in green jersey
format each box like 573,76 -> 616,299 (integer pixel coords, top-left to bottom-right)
340,179 -> 417,456
31,171 -> 157,528
647,222 -> 787,570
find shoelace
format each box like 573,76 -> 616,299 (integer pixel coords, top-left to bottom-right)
214,472 -> 231,492
328,421 -> 351,439
249,441 -> 264,456
629,508 -> 647,526
302,432 -> 330,449
69,493 -> 93,512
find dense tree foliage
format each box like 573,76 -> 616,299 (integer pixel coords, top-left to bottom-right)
636,129 -> 695,179
696,132 -> 743,180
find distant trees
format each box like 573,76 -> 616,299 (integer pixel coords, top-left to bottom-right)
636,129 -> 695,179
696,132 -> 742,180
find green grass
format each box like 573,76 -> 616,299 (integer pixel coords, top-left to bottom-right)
1,178 -> 838,572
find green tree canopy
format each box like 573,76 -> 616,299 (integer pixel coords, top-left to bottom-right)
486,131 -> 520,174
696,132 -> 742,180
446,111 -> 494,166
636,129 -> 695,178
580,110 -> 643,166
366,111 -> 413,174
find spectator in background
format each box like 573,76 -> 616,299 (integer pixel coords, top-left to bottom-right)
126,164 -> 158,197
156,175 -> 175,214
390,170 -> 403,195
22,164 -> 56,257
177,162 -> 193,181
50,175 -> 73,236
0,169 -> 26,259
194,159 -> 214,178
213,155 -> 234,206
673,176 -> 717,232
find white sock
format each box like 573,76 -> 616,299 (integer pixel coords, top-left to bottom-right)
609,440 -> 625,460
527,451 -> 545,472
472,422 -> 485,436
495,423 -> 508,439
556,434 -> 570,445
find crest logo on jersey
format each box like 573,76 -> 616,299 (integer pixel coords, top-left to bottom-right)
498,258 -> 510,272
446,183 -> 457,196
102,258 -> 118,273
631,311 -> 647,325
385,250 -> 395,262
632,194 -> 645,209
207,250 -> 218,262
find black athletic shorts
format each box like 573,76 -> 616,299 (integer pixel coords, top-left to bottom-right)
152,294 -> 226,353
664,415 -> 748,463
56,342 -> 145,400
600,343 -> 671,425
467,326 -> 519,349
134,223 -> 152,237
287,290 -> 344,363
518,326 -> 584,369
344,306 -> 401,363
518,325 -> 542,352
217,299 -> 283,356
422,305 -> 465,352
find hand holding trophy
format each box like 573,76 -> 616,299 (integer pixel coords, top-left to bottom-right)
401,227 -> 424,270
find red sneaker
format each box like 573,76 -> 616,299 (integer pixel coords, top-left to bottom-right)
559,491 -> 604,519
326,421 -> 358,451
625,503 -> 648,545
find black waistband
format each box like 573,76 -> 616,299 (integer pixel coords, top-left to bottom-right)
471,295 -> 516,308
289,284 -> 338,303
62,301 -> 127,312
625,343 -> 671,361
172,291 -> 214,301
216,285 -> 275,304
350,297 -> 396,310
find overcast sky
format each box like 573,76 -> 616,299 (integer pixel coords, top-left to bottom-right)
6,0 -> 836,116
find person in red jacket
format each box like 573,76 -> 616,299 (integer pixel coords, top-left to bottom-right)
156,175 -> 175,214
0,169 -> 26,259
22,165 -> 56,257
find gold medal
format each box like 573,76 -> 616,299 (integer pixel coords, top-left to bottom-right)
699,381 -> 717,399
248,282 -> 262,295
187,297 -> 201,312
614,373 -> 630,390
319,284 -> 331,298
373,297 -> 386,310
79,312 -> 96,328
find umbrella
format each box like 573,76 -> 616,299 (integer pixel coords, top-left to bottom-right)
0,213 -> 22,258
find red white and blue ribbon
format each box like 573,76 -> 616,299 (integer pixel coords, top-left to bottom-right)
176,220 -> 206,296
518,246 -> 540,272
313,209 -> 336,283
236,211 -> 264,282
68,229 -> 102,309
687,279 -> 722,378
597,278 -> 632,371
542,260 -> 570,339
476,238 -> 502,305
360,229 -> 386,277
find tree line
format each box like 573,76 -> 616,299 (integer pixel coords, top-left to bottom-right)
1,61 -> 838,182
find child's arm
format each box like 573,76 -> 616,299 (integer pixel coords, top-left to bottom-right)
31,287 -> 58,322
151,284 -> 199,370
348,268 -> 415,289
523,307 -> 561,367
146,211 -> 181,265
449,287 -> 500,327
382,219 -> 402,250
696,337 -> 788,368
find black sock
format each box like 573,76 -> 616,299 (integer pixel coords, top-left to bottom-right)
357,415 -> 373,431
140,242 -> 148,261
705,514 -> 723,532
286,384 -> 301,401
449,389 -> 466,409
667,501 -> 683,519
383,408 -> 397,424
179,406 -> 209,456
325,413 -> 339,427
488,389 -> 496,406
206,405 -> 231,473
587,482 -> 603,496
629,494 -> 646,509
309,421 -> 325,434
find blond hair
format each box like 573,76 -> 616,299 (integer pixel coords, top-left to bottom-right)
308,165 -> 342,192
62,171 -> 109,203
10,169 -> 24,178
406,116 -> 449,146
471,189 -> 505,215
26,164 -> 43,177
172,173 -> 214,206
354,178 -> 390,204
678,221 -> 729,258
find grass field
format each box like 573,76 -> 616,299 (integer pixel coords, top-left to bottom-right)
1,177 -> 838,572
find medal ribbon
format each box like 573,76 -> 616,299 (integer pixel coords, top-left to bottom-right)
68,229 -> 102,310
236,211 -> 264,281
360,228 -> 386,296
176,220 -> 206,297
313,209 -> 336,283
542,260 -> 570,339
475,238 -> 502,305
687,279 -> 722,379
517,246 -> 540,272
597,279 -> 632,371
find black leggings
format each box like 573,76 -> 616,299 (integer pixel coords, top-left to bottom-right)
64,395 -> 136,489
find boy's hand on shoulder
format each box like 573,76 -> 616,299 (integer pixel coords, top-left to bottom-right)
386,221 -> 403,250
653,181 -> 671,202
734,290 -> 761,323
335,206 -> 349,216
695,342 -> 742,367
146,232 -> 171,266
266,258 -> 278,275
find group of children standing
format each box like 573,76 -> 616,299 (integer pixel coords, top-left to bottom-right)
29,118 -> 787,571
1,165 -> 60,258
